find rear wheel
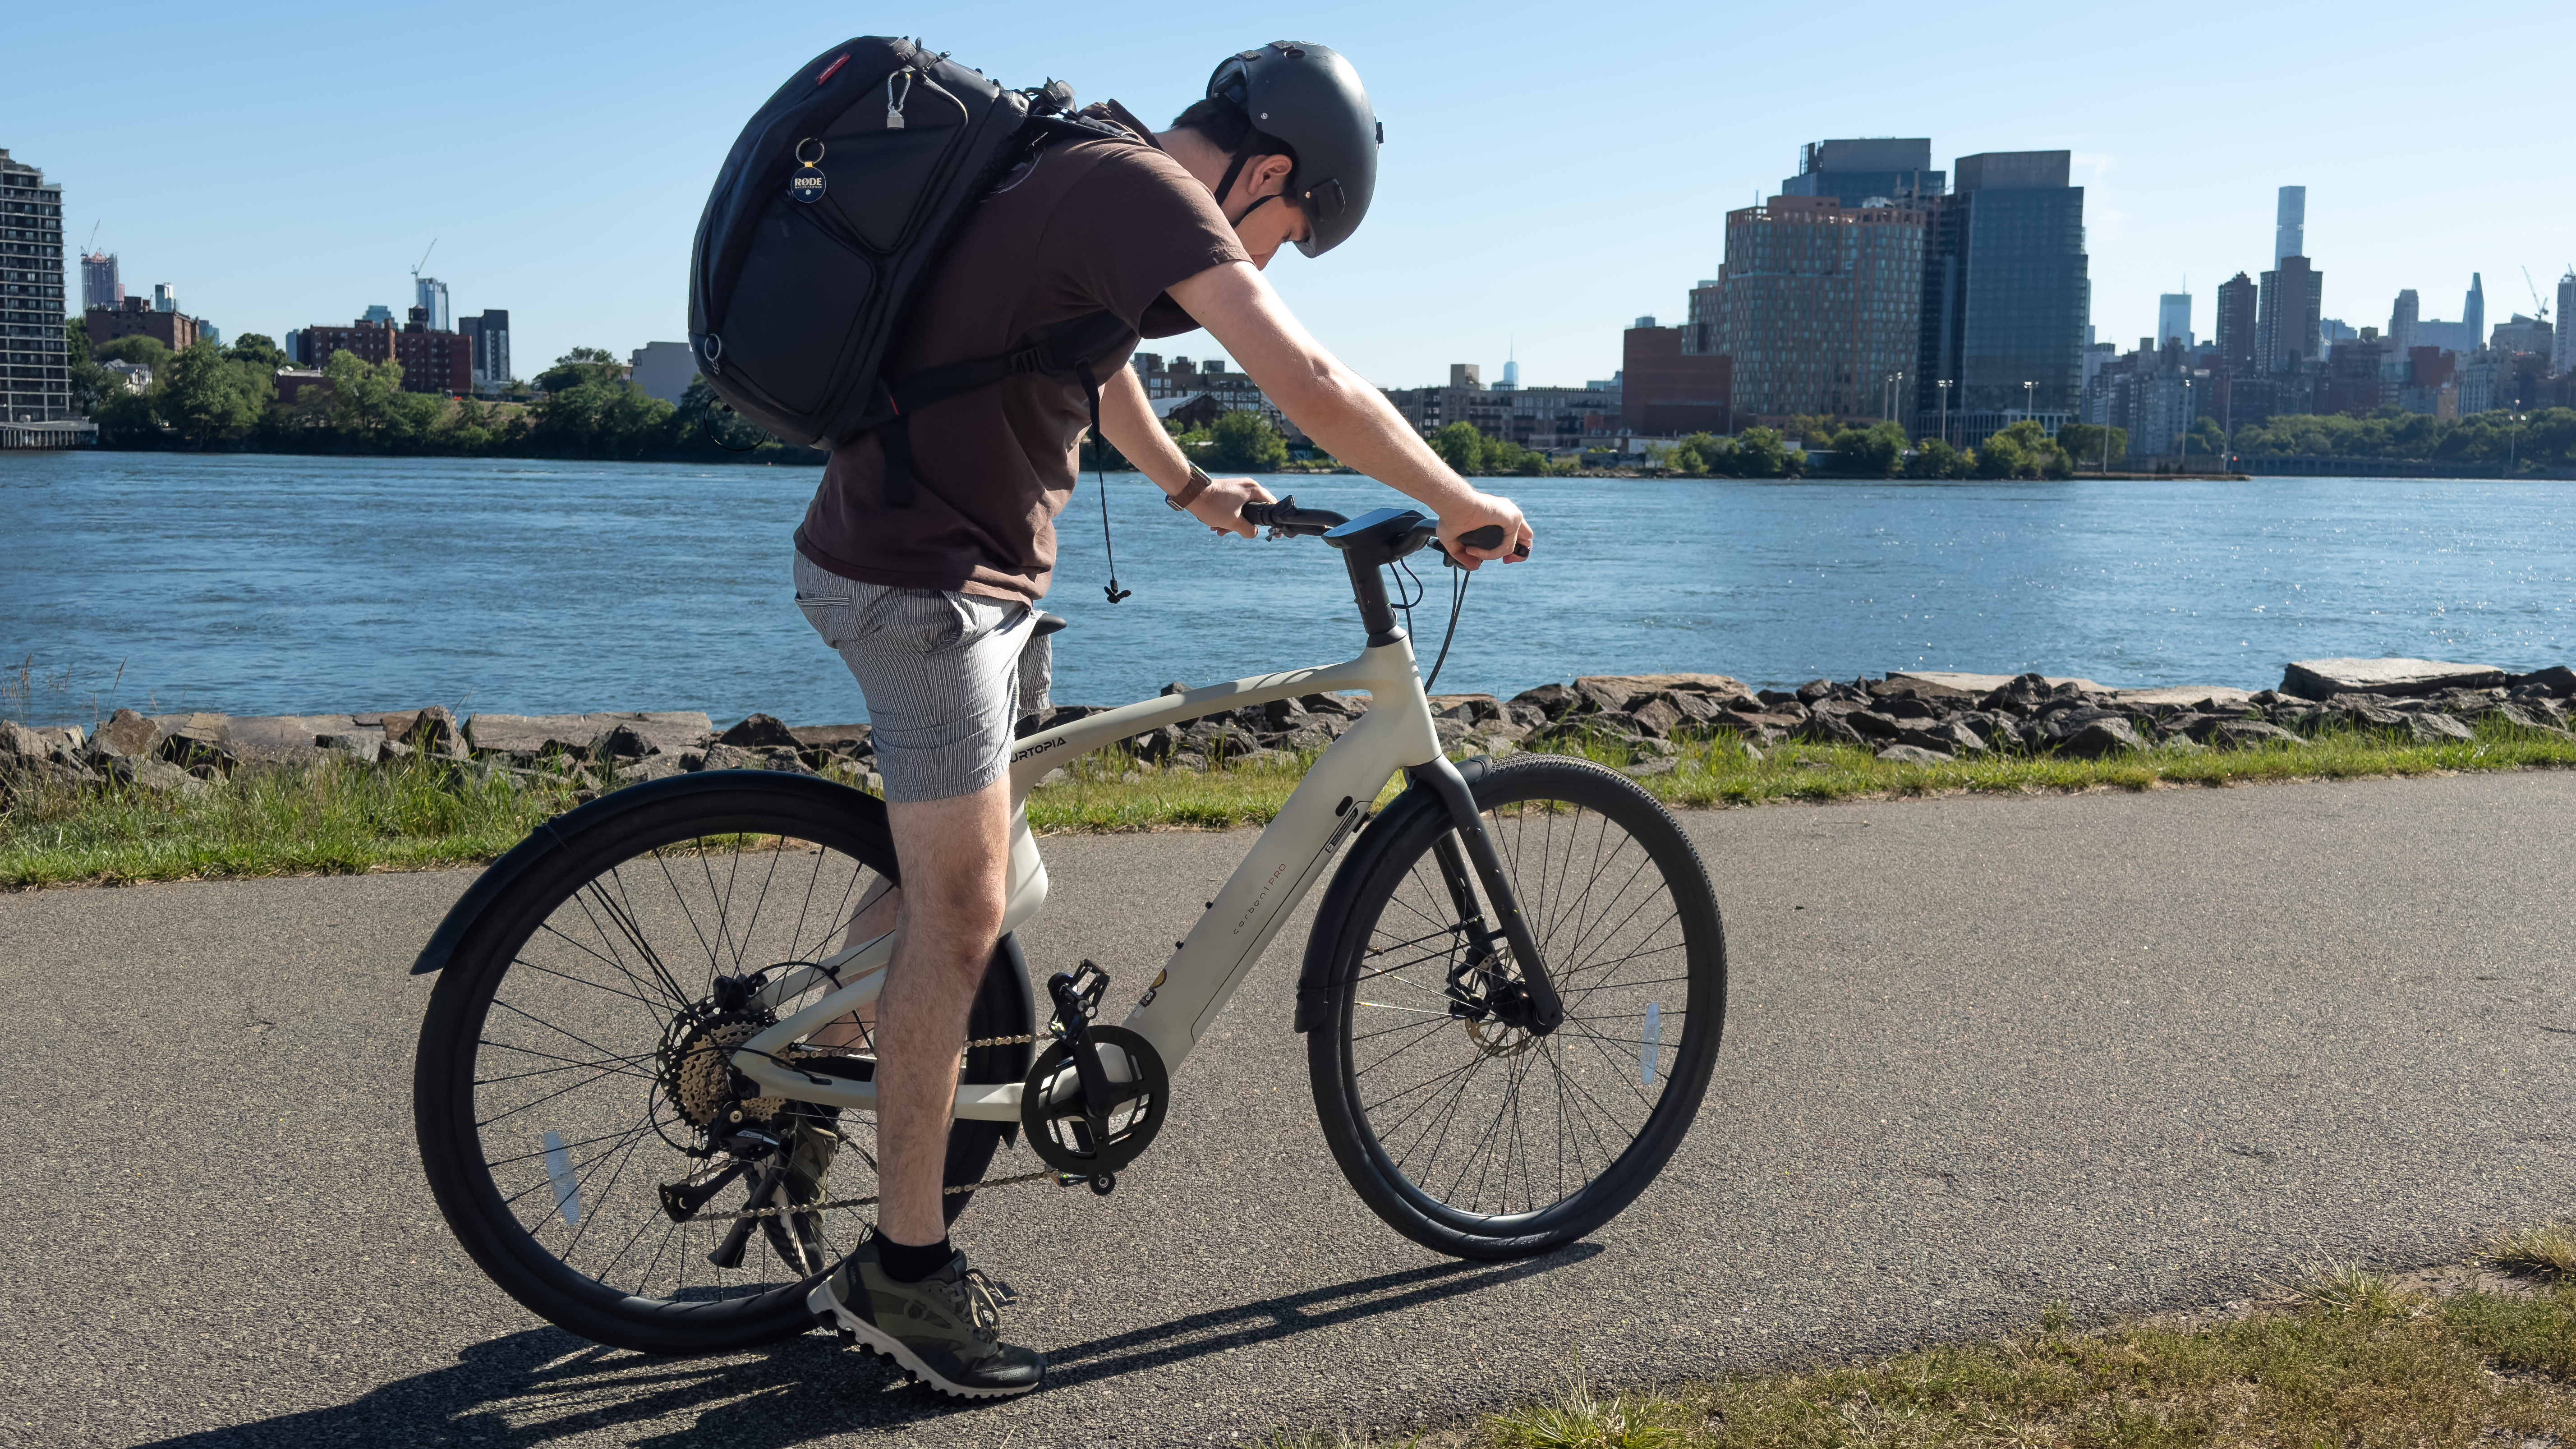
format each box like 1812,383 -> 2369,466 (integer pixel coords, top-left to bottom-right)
1307,757 -> 1725,1259
413,776 -> 1031,1355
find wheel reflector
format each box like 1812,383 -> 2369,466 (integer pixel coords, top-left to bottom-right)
543,1131 -> 582,1226
1640,1003 -> 1661,1086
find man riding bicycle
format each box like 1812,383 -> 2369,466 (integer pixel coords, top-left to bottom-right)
791,42 -> 1535,1397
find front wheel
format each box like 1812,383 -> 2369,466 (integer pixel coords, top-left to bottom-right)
1307,756 -> 1725,1259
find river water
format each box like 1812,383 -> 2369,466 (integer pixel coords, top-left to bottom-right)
3,451 -> 2571,726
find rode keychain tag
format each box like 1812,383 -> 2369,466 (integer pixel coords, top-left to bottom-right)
885,69 -> 914,130
787,139 -> 826,203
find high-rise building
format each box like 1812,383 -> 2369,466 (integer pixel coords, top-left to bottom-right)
630,340 -> 695,403
415,277 -> 450,333
0,149 -> 73,434
2490,314 -> 2553,359
458,310 -> 511,390
2464,274 -> 2484,354
363,304 -> 395,324
2256,256 -> 2324,372
81,251 -> 121,311
2273,186 -> 2305,266
2389,290 -> 2420,352
2557,270 -> 2575,375
1714,194 -> 1927,422
152,283 -> 176,313
1780,138 -> 1944,207
2216,273 -> 2258,371
1914,151 -> 2088,437
2158,292 -> 2193,348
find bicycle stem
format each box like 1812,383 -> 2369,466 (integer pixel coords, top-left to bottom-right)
1405,759 -> 1562,1034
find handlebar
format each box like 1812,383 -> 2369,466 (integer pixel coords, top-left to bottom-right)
1241,497 -> 1532,562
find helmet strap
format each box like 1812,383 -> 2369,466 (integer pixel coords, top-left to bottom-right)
1212,149 -> 1253,213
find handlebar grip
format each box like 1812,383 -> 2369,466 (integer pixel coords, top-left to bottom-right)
1439,524 -> 1531,561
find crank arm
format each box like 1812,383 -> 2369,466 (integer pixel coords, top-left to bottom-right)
1407,760 -> 1561,1032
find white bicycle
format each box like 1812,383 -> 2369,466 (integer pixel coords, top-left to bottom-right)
413,500 -> 1727,1354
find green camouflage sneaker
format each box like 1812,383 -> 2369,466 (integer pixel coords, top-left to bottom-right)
808,1231 -> 1045,1398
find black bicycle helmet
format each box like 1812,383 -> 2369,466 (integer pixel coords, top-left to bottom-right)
1203,42 -> 1380,257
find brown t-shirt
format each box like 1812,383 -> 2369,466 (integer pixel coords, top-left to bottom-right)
795,102 -> 1249,602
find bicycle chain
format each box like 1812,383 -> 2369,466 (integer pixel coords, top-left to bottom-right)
690,1032 -> 1055,1223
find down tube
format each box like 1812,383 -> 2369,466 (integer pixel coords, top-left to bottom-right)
1116,711 -> 1414,1073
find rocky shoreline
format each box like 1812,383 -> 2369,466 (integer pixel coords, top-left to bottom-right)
5,656 -> 2571,801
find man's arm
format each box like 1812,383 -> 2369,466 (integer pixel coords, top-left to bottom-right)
1166,260 -> 1533,568
1095,364 -> 1273,539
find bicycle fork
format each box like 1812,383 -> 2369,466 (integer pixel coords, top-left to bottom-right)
1406,760 -> 1562,1034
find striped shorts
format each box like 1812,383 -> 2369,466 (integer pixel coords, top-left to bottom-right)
793,552 -> 1052,804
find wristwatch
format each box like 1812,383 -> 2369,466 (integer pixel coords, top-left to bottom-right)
1164,463 -> 1214,511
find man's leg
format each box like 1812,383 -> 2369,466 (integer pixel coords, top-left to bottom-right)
870,772 -> 1012,1248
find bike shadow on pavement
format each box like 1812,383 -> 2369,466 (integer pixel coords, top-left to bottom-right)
129,1246 -> 1599,1446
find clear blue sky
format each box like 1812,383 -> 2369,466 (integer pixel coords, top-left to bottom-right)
12,1 -> 2567,391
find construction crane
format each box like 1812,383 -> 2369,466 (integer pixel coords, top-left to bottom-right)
83,221 -> 99,255
2523,266 -> 2550,322
411,239 -> 437,284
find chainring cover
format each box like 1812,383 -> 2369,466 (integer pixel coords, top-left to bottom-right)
1019,1025 -> 1168,1175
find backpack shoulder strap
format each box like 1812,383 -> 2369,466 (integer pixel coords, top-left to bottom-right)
876,309 -> 1138,506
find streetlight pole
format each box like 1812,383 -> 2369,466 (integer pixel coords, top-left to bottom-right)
2023,380 -> 2035,427
2181,378 -> 2193,471
1937,379 -> 1950,449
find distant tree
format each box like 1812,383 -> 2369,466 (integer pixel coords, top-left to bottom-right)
225,333 -> 292,373
1661,431 -> 1725,476
93,388 -> 161,444
321,350 -> 408,439
63,318 -> 122,415
1832,422 -> 1906,477
1202,409 -> 1289,471
1902,437 -> 1969,478
1973,432 -> 2027,478
1429,421 -> 1485,474
1733,426 -> 1794,478
2185,416 -> 2227,455
158,342 -> 273,445
2055,423 -> 2128,470
534,346 -> 626,395
1784,413 -> 1841,447
529,374 -> 675,458
92,334 -> 172,370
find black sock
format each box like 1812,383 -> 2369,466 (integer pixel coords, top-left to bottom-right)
878,1233 -> 953,1283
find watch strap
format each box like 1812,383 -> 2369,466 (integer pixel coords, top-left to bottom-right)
1164,463 -> 1215,512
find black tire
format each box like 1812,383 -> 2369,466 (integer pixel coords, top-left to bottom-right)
1307,756 -> 1725,1260
413,773 -> 1030,1356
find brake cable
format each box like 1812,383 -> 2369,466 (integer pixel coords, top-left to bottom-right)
1421,563 -> 1471,695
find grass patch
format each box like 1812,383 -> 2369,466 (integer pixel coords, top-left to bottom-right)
1246,1260 -> 2576,1448
9,718 -> 2576,889
2486,1220 -> 2576,1282
0,752 -> 580,888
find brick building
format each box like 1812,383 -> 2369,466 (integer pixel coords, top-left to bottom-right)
85,296 -> 201,353
1620,324 -> 1732,434
290,310 -> 472,394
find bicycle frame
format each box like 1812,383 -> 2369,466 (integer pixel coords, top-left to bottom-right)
731,631 -> 1448,1122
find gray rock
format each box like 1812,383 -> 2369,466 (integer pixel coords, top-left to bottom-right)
2056,718 -> 2148,758
2506,664 -> 2576,697
2406,713 -> 2477,744
1873,744 -> 1954,765
1795,711 -> 1866,747
791,722 -> 875,758
1428,694 -> 1504,725
225,714 -> 353,766
153,714 -> 235,772
1282,724 -> 1338,753
2034,706 -> 2134,742
1843,709 -> 1906,740
0,722 -> 45,759
2282,657 -> 2508,701
1906,720 -> 1990,755
718,713 -> 798,748
316,732 -> 383,764
107,754 -> 202,796
1621,757 -> 1679,778
465,713 -> 601,757
381,739 -> 416,762
90,708 -> 156,759
2204,719 -> 2304,750
399,706 -> 467,758
2476,702 -> 2575,738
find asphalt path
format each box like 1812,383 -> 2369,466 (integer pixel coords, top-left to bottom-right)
4,773 -> 2572,1448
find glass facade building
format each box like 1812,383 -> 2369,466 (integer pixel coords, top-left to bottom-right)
1716,196 -> 1926,422
1914,151 -> 2088,428
1780,138 -> 1944,207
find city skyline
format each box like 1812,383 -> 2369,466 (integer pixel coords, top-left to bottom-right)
8,1 -> 2570,392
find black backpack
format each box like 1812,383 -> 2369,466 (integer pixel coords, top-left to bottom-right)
686,37 -> 1137,476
